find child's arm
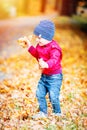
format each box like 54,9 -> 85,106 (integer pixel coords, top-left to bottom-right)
28,46 -> 38,59
46,48 -> 61,68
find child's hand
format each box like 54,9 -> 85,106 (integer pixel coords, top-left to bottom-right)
39,59 -> 48,69
17,36 -> 31,48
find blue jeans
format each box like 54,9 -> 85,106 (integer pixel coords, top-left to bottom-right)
36,73 -> 63,114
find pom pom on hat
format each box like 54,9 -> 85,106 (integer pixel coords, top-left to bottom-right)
33,20 -> 55,41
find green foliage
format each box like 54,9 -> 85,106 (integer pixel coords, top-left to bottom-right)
63,122 -> 78,130
73,15 -> 87,24
15,105 -> 21,110
45,125 -> 57,130
72,15 -> 87,32
67,92 -> 75,101
20,125 -> 28,130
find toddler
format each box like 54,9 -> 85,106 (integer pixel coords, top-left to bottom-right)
18,20 -> 63,119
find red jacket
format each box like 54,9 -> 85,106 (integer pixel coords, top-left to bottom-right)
28,40 -> 62,75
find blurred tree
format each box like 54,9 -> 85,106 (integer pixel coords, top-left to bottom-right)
16,0 -> 23,15
58,0 -> 79,16
54,0 -> 59,10
41,0 -> 47,12
17,0 -> 30,15
23,0 -> 30,14
0,1 -> 10,19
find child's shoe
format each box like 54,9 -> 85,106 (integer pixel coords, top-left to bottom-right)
32,111 -> 47,119
53,113 -> 62,117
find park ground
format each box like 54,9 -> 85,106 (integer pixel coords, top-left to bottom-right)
0,15 -> 87,130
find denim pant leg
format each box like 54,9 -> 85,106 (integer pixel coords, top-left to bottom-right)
46,73 -> 63,113
36,75 -> 47,114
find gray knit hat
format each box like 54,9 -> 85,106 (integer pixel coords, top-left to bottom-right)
33,20 -> 55,41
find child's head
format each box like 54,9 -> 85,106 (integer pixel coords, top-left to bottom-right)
33,20 -> 55,42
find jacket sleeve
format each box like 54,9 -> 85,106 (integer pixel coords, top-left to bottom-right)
28,46 -> 38,59
46,48 -> 61,68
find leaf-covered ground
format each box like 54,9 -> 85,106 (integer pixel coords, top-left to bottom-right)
0,23 -> 87,130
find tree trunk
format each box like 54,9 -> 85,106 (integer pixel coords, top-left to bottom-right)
40,0 -> 47,13
72,0 -> 79,14
59,0 -> 79,16
23,0 -> 30,14
54,0 -> 59,10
